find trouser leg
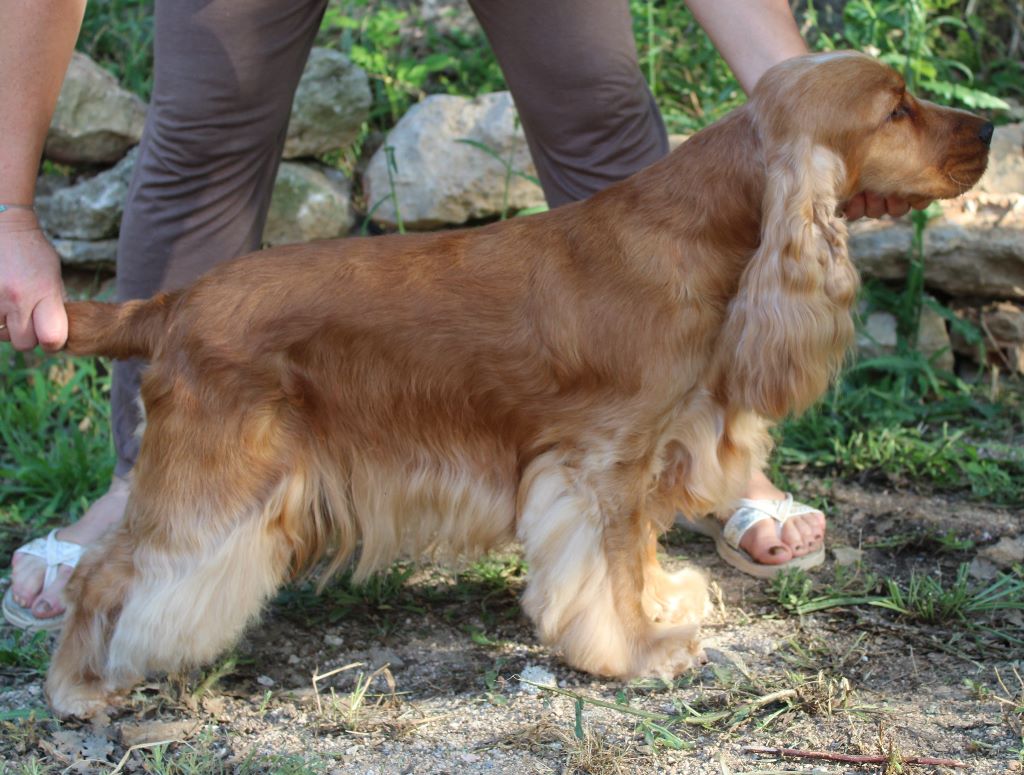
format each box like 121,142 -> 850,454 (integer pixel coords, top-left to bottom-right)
112,0 -> 328,476
468,0 -> 668,207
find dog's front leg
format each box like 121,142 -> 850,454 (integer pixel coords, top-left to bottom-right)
517,452 -> 705,680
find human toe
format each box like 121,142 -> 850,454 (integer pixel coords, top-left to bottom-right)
29,565 -> 74,619
780,520 -> 810,556
9,551 -> 47,609
738,520 -> 793,565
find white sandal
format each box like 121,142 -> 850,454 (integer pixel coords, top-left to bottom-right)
684,494 -> 825,579
2,529 -> 86,631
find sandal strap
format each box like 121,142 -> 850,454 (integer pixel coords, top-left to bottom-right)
14,529 -> 86,589
721,494 -> 819,550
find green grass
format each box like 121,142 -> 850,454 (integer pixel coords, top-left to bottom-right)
770,563 -> 1024,651
77,0 -> 155,100
0,352 -> 114,565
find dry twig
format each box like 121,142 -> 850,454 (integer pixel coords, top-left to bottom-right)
743,744 -> 967,768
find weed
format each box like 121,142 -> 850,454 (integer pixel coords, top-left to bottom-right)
865,529 -> 976,554
318,2 -> 503,129
0,352 -> 114,564
0,630 -> 51,674
834,0 -> 1013,111
361,145 -> 407,235
457,134 -> 542,220
629,0 -> 745,132
311,662 -> 401,736
771,563 -> 1024,653
188,655 -> 238,706
78,0 -> 155,99
0,760 -> 56,775
562,725 -> 637,774
992,666 -> 1024,761
481,658 -> 509,705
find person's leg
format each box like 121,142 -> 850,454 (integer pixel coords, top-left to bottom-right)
8,0 -> 328,622
470,0 -> 823,568
469,0 -> 668,207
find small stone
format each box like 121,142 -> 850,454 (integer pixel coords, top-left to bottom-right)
969,556 -> 1000,581
256,675 -> 275,687
518,664 -> 557,694
368,646 -> 405,670
324,634 -> 344,647
703,647 -> 752,678
980,536 -> 1024,569
832,545 -> 864,567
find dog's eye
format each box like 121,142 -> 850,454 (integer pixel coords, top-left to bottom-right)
889,104 -> 909,121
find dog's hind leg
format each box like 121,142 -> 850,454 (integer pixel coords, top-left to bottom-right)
46,397 -> 312,718
46,474 -> 302,718
517,452 -> 706,680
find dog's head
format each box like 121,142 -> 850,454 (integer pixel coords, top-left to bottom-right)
720,52 -> 991,420
751,50 -> 992,206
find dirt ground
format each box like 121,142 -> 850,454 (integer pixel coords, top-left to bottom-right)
1,477 -> 1022,774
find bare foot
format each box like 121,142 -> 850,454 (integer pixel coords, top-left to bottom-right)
8,476 -> 130,620
730,469 -> 825,565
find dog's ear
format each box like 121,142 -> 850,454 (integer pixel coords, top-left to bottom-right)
719,140 -> 859,419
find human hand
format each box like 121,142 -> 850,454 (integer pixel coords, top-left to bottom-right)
843,191 -> 933,221
0,208 -> 68,351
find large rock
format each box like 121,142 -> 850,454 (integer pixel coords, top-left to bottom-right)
51,239 -> 118,270
45,53 -> 147,165
283,48 -> 372,159
36,148 -> 138,240
850,197 -> 1024,300
977,123 -> 1023,196
363,92 -> 545,228
262,162 -> 353,246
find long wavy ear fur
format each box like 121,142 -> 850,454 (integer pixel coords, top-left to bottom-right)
719,140 -> 859,420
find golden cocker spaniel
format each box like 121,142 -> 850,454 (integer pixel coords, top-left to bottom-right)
46,52 -> 992,717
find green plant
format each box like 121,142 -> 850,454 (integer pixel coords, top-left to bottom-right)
0,630 -> 50,674
456,136 -> 543,221
777,248 -> 1024,504
630,0 -> 745,132
771,562 -> 1024,648
361,145 -> 405,234
810,0 -> 1014,111
77,0 -> 155,99
0,353 -> 114,564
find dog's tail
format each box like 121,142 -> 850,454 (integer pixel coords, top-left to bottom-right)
64,294 -> 175,360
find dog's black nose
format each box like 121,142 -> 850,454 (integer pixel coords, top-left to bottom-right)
979,122 -> 994,146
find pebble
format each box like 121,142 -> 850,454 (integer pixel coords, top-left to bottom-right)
518,664 -> 557,694
256,675 -> 275,687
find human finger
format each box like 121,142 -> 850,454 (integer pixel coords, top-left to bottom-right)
6,308 -> 39,351
863,191 -> 888,219
33,293 -> 69,352
843,193 -> 867,220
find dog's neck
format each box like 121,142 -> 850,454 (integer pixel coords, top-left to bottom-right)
572,108 -> 767,297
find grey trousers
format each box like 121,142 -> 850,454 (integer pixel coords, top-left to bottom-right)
111,0 -> 668,475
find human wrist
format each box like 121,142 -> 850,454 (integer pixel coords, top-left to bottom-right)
0,203 -> 35,214
0,204 -> 42,233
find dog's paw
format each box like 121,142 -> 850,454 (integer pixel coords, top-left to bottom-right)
45,677 -> 112,720
643,567 -> 708,626
630,622 -> 704,680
